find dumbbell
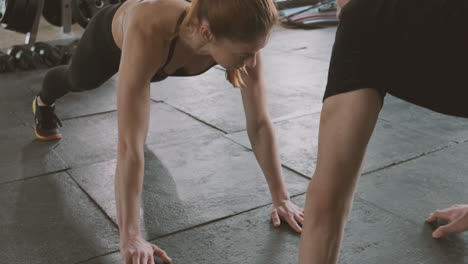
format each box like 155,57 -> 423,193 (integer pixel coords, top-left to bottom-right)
0,51 -> 16,73
6,45 -> 41,71
31,42 -> 64,68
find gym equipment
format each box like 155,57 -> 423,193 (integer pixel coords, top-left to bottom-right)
0,51 -> 16,73
279,0 -> 338,28
31,42 -> 64,67
0,0 -> 40,34
43,0 -> 76,27
1,0 -> 73,45
6,45 -> 45,71
71,0 -> 115,28
274,0 -> 317,10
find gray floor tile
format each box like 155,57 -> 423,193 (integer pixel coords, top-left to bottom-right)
150,68 -> 229,102
261,49 -> 329,92
26,70 -> 118,120
83,195 -> 463,264
357,142 -> 468,247
0,172 -> 119,264
152,54 -> 326,133
0,71 -> 38,127
226,114 -> 452,177
53,102 -> 223,167
69,136 -> 309,240
340,198 -> 467,264
1,70 -> 117,126
267,25 -> 336,61
380,95 -> 468,143
0,126 -> 68,184
0,104 -> 25,127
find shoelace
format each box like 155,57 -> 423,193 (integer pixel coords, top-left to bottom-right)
40,106 -> 63,129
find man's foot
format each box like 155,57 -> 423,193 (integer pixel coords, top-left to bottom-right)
32,96 -> 63,140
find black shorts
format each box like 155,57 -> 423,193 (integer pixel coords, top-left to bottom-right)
323,0 -> 468,118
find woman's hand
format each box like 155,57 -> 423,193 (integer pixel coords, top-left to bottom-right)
426,204 -> 468,238
120,236 -> 172,264
271,199 -> 305,233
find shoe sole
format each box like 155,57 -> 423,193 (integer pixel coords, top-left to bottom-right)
32,97 -> 62,141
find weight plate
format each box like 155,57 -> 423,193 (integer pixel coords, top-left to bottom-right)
72,0 -> 112,28
4,0 -> 37,33
43,0 -> 76,27
0,0 -> 7,22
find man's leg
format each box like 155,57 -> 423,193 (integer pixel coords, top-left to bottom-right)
299,88 -> 381,264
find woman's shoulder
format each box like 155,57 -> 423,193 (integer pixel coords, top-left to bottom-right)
126,0 -> 189,37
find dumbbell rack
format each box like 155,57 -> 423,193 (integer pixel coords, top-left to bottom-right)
8,0 -> 74,46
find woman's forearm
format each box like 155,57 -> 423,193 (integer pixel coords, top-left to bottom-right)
115,150 -> 145,239
248,120 -> 289,204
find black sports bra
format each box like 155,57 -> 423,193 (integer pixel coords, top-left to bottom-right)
150,5 -> 217,82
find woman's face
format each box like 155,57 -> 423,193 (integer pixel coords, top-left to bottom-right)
207,34 -> 269,70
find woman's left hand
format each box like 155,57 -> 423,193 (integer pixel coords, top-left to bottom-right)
271,200 -> 304,233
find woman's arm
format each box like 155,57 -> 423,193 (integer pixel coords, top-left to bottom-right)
298,88 -> 382,264
115,3 -> 172,263
239,52 -> 304,232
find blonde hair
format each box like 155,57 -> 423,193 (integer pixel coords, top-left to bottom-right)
183,0 -> 278,88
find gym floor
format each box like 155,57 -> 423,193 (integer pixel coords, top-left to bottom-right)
1,19 -> 468,264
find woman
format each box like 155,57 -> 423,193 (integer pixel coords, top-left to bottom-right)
298,0 -> 468,263
32,0 -> 304,263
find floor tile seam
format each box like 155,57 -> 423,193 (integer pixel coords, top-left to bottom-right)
281,164 -> 312,180
61,109 -> 117,122
71,194 -> 309,263
224,112 -> 321,135
159,101 -> 229,134
62,133 -> 233,172
151,98 -> 164,103
378,117 -> 467,144
74,251 -> 120,264
0,168 -> 70,186
271,111 -> 321,124
266,46 -> 332,63
361,144 -> 453,177
354,195 -> 426,227
145,192 -> 307,242
65,170 -> 120,229
222,135 -> 313,181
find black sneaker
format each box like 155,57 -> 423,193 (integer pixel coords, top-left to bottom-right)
32,96 -> 63,140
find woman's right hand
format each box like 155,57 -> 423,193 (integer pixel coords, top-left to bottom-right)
120,236 -> 172,264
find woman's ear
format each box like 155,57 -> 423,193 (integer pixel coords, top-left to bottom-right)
199,23 -> 214,42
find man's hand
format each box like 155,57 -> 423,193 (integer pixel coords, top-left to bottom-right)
271,200 -> 304,233
426,204 -> 468,238
120,236 -> 172,264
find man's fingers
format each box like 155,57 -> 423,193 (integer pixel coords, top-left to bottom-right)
425,213 -> 438,223
432,223 -> 457,238
426,210 -> 451,223
153,245 -> 172,263
271,210 -> 281,227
